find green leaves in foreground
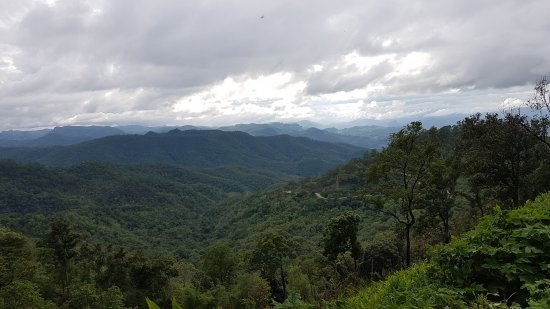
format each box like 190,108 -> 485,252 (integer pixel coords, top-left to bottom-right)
431,192 -> 550,306
145,297 -> 183,309
336,264 -> 466,309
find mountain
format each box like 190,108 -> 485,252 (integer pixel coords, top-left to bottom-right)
217,122 -> 397,148
0,129 -> 50,140
116,124 -> 204,134
218,122 -> 304,136
119,122 -> 397,148
0,122 -> 397,149
0,126 -> 124,147
0,129 -> 365,177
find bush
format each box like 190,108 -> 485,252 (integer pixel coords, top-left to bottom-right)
337,264 -> 467,308
431,192 -> 550,306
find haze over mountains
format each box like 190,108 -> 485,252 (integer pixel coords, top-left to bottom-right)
0,122 -> 398,149
0,126 -> 125,148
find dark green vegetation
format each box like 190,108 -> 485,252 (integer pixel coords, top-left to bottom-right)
1,80 -> 550,308
0,161 -> 293,260
0,130 -> 363,177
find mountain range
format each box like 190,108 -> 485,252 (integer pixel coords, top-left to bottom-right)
0,122 -> 398,149
0,129 -> 364,177
0,126 -> 124,147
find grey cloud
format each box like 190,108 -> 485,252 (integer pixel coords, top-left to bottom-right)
305,60 -> 394,95
0,0 -> 549,129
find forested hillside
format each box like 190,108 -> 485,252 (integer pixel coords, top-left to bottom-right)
0,161 -> 292,260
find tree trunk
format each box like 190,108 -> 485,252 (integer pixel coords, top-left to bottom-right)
439,212 -> 451,243
370,257 -> 374,280
443,219 -> 451,243
405,225 -> 411,267
280,265 -> 287,301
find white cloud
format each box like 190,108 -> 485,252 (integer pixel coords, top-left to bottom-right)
0,0 -> 548,130
501,97 -> 523,110
173,72 -> 309,118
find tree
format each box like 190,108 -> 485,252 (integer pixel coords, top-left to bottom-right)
128,254 -> 176,308
42,218 -> 80,301
235,273 -> 271,309
323,212 -> 361,269
366,121 -> 440,267
424,157 -> 460,243
0,229 -> 35,288
250,230 -> 297,302
457,113 -> 543,209
523,76 -> 550,150
0,280 -> 56,309
359,231 -> 401,280
200,243 -> 238,287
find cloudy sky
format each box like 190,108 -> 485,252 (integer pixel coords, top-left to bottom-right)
1,0 -> 549,130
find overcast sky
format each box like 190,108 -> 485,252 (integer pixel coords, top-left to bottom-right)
1,0 -> 549,130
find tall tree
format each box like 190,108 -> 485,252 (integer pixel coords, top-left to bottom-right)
424,157 -> 460,243
366,121 -> 440,267
250,230 -> 296,302
43,218 -> 80,301
0,229 -> 34,288
323,212 -> 362,269
200,243 -> 238,287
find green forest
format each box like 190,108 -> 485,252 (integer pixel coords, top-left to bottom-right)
1,82 -> 550,308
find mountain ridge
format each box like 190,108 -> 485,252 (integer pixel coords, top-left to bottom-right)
0,129 -> 365,177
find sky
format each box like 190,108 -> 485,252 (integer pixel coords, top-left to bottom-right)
0,0 -> 549,130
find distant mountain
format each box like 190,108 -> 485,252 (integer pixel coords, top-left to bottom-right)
218,122 -> 304,136
0,126 -> 124,147
0,129 -> 365,177
0,122 -> 397,149
0,129 -> 50,141
116,125 -> 204,134
217,122 -> 397,148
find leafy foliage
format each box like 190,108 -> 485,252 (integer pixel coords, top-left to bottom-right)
250,230 -> 297,302
457,113 -> 549,209
431,192 -> 550,306
336,264 -> 466,309
323,212 -> 361,268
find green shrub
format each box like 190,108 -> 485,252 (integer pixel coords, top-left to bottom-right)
431,192 -> 550,306
335,264 -> 466,308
